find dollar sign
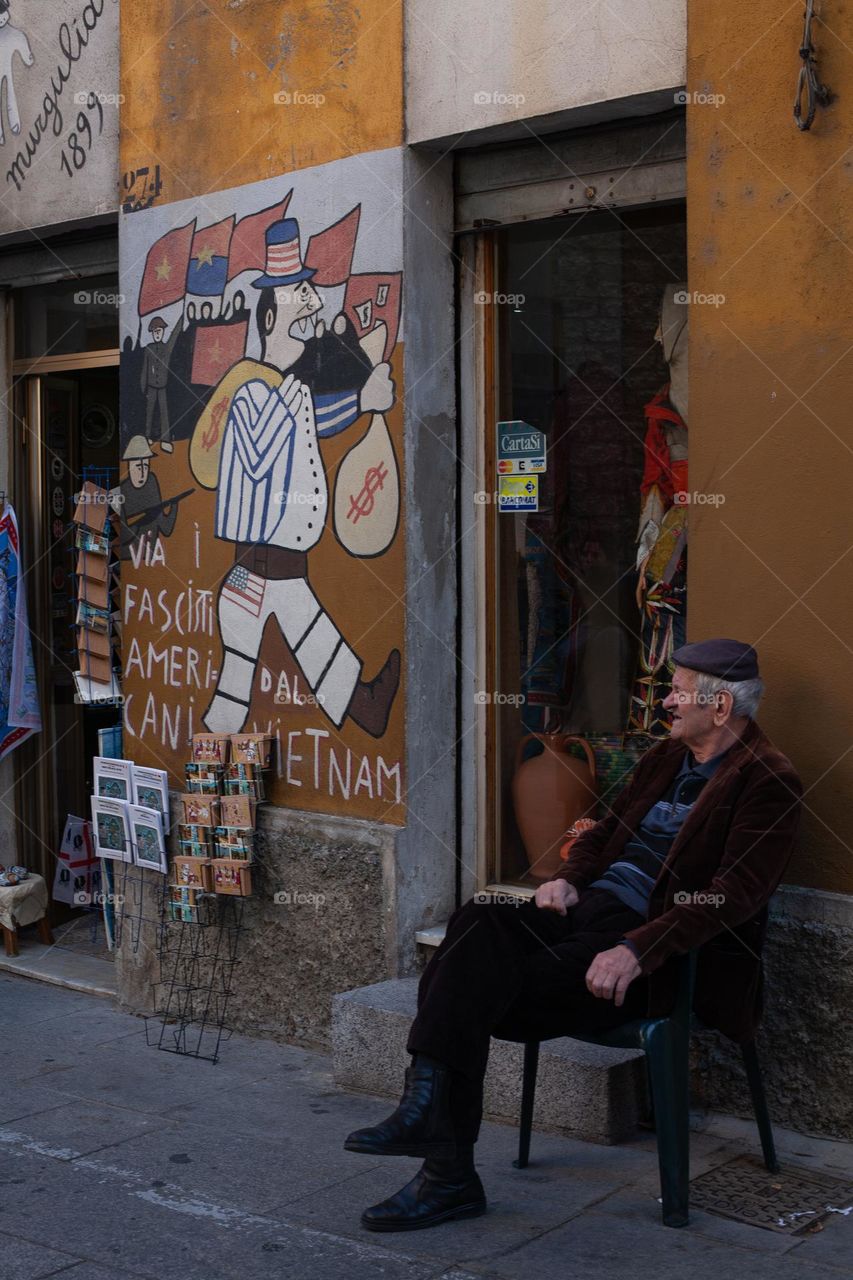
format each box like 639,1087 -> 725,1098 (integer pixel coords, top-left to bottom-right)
201,396 -> 228,452
347,461 -> 388,524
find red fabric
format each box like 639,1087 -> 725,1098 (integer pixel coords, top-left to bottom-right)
305,205 -> 361,286
138,220 -> 196,316
189,215 -> 235,263
555,718 -> 802,1042
227,193 -> 292,280
191,320 -> 249,386
640,386 -> 687,504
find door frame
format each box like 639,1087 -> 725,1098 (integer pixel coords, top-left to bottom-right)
10,330 -> 119,885
456,153 -> 687,896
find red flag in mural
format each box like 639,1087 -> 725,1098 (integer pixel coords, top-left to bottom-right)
190,320 -> 250,386
343,272 -> 402,360
227,192 -> 292,281
305,205 -> 361,287
138,218 -> 196,316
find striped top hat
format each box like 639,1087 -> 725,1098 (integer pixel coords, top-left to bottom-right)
253,217 -> 316,289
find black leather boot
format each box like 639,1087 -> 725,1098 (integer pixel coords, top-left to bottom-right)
360,1145 -> 486,1232
344,1055 -> 455,1158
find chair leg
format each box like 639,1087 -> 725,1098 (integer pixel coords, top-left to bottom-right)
513,1041 -> 540,1169
644,1021 -> 690,1227
741,1040 -> 779,1173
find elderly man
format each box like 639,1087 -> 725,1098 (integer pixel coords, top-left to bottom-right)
344,638 -> 802,1232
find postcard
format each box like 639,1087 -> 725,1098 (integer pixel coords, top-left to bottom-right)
90,795 -> 132,862
128,804 -> 168,874
132,765 -> 170,832
94,756 -> 133,802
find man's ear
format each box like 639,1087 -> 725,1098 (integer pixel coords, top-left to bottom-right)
716,689 -> 734,723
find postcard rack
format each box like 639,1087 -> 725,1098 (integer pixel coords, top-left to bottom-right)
145,888 -> 247,1064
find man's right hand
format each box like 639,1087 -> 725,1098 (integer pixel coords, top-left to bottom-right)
534,879 -> 579,915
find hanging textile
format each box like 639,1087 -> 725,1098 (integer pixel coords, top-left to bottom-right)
626,388 -> 688,738
0,504 -> 42,760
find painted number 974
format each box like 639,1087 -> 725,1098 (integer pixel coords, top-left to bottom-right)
59,92 -> 104,177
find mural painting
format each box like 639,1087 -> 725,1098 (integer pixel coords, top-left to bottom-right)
118,148 -> 406,824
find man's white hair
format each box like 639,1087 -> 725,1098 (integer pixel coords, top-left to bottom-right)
693,670 -> 764,719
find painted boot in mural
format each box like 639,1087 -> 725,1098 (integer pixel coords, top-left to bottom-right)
344,1055 -> 456,1158
347,647 -> 400,737
360,1146 -> 486,1232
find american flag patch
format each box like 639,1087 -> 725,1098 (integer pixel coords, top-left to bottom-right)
221,565 -> 265,616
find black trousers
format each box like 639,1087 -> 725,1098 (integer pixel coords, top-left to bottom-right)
406,888 -> 648,1142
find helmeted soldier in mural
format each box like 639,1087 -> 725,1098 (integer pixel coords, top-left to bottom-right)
116,435 -> 187,557
141,314 -> 179,452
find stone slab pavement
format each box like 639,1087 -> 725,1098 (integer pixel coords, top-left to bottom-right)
1,972 -> 852,1280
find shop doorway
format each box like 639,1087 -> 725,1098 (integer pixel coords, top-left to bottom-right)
462,193 -> 687,893
11,278 -> 120,920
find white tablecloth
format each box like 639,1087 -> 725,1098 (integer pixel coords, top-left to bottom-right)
0,873 -> 48,931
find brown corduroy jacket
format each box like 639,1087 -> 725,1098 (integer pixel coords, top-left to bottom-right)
555,719 -> 802,1042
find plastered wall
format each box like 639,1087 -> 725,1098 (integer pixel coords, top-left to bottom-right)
686,2 -> 853,892
405,0 -> 686,143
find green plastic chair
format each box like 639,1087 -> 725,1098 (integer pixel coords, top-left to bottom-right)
512,950 -> 779,1227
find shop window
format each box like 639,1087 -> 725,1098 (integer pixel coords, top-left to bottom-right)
488,205 -> 687,887
15,274 -> 120,358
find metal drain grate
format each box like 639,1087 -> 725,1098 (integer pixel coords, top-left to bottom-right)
690,1154 -> 853,1234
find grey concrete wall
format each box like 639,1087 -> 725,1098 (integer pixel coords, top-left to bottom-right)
692,886 -> 853,1139
405,0 -> 686,145
387,149 -> 459,973
116,802 -> 398,1048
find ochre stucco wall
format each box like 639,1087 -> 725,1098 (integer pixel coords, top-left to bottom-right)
687,3 -> 853,891
121,0 -> 402,201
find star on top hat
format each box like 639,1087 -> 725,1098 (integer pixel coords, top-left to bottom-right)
253,217 -> 316,288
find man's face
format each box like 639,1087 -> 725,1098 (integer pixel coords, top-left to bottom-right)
265,280 -> 322,370
0,13 -> 10,29
129,459 -> 149,488
662,666 -> 717,745
150,325 -> 165,343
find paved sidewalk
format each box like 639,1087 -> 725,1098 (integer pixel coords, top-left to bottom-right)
1,973 -> 852,1280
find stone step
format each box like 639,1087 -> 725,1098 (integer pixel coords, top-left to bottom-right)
331,977 -> 646,1145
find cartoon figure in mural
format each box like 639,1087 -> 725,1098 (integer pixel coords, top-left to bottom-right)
141,316 -> 180,452
626,283 -> 689,737
0,1 -> 33,148
189,216 -> 401,738
115,435 -> 194,559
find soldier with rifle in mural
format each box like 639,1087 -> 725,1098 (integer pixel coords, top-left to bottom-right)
114,435 -> 194,558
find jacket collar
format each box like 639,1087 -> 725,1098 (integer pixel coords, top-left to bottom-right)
662,719 -> 765,860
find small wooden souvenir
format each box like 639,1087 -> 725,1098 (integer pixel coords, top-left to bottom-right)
212,859 -> 253,896
179,794 -> 220,827
172,856 -> 212,891
218,794 -> 255,829
192,733 -> 231,764
230,733 -> 273,768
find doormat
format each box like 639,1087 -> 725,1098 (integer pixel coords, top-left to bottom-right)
690,1154 -> 853,1234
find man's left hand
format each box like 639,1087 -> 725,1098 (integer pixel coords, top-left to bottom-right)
585,945 -> 642,1007
360,362 -> 395,414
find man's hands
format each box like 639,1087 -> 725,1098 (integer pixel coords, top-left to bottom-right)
585,945 -> 642,1007
533,881 -> 642,1006
534,878 -> 578,915
360,362 -> 395,414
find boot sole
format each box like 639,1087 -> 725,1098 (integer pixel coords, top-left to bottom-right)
344,1138 -> 456,1158
361,1201 -> 487,1232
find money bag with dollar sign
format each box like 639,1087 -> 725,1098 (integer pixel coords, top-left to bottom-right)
333,324 -> 400,557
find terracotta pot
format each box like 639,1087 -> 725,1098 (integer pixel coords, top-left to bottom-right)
511,735 -> 597,882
